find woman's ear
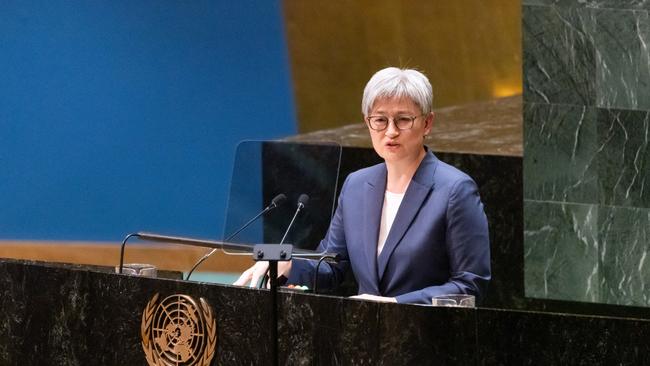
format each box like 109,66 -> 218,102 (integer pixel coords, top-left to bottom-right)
423,112 -> 434,136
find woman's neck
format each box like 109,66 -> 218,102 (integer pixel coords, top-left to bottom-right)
385,148 -> 426,193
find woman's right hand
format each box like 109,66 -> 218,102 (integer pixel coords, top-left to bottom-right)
233,260 -> 292,288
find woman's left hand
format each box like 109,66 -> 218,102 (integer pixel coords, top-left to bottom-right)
349,294 -> 397,303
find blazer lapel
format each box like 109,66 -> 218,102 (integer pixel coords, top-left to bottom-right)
363,166 -> 386,292
376,152 -> 437,281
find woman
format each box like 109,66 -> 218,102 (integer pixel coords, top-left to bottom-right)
235,67 -> 490,305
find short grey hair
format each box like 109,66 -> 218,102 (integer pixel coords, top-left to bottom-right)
361,67 -> 433,116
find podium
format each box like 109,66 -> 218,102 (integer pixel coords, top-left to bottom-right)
2,258 -> 649,365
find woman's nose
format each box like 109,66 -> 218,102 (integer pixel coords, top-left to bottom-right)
385,120 -> 400,137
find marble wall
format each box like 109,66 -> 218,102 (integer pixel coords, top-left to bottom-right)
523,1 -> 650,307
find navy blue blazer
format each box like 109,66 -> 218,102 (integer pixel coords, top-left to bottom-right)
288,150 -> 491,304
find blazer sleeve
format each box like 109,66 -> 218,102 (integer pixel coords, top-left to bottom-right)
286,176 -> 351,290
395,178 -> 491,304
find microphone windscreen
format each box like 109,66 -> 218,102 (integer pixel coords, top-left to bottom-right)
298,193 -> 310,207
271,193 -> 287,206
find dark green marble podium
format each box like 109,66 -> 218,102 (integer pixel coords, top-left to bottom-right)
1,258 -> 649,365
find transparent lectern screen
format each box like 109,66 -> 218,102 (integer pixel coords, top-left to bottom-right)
221,141 -> 342,254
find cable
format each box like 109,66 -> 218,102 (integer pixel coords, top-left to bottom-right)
313,256 -> 331,294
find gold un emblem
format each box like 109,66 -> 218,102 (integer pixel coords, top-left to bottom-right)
141,293 -> 217,366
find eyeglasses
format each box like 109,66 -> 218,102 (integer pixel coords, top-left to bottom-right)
366,115 -> 423,131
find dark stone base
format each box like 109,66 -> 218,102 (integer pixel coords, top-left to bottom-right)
2,259 -> 649,365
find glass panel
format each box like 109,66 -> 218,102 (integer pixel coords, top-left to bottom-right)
221,140 -> 341,256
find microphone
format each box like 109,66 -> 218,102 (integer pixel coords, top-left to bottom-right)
297,193 -> 309,210
279,194 -> 309,245
258,194 -> 309,289
185,193 -> 287,280
269,193 -> 288,209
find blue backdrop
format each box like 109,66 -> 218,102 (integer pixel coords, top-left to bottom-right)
0,0 -> 296,241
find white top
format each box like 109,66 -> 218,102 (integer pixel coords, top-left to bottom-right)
377,190 -> 405,257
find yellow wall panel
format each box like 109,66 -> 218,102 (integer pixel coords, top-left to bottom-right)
283,0 -> 522,132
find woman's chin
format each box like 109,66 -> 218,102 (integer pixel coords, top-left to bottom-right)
381,151 -> 405,163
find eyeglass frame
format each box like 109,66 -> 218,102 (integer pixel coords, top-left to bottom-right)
365,114 -> 426,131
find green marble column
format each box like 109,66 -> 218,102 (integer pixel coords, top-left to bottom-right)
523,1 -> 650,307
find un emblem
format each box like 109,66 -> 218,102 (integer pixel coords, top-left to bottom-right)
141,293 -> 217,366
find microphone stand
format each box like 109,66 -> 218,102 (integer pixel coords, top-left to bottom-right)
258,195 -> 306,366
252,247 -> 341,366
251,244 -> 291,366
